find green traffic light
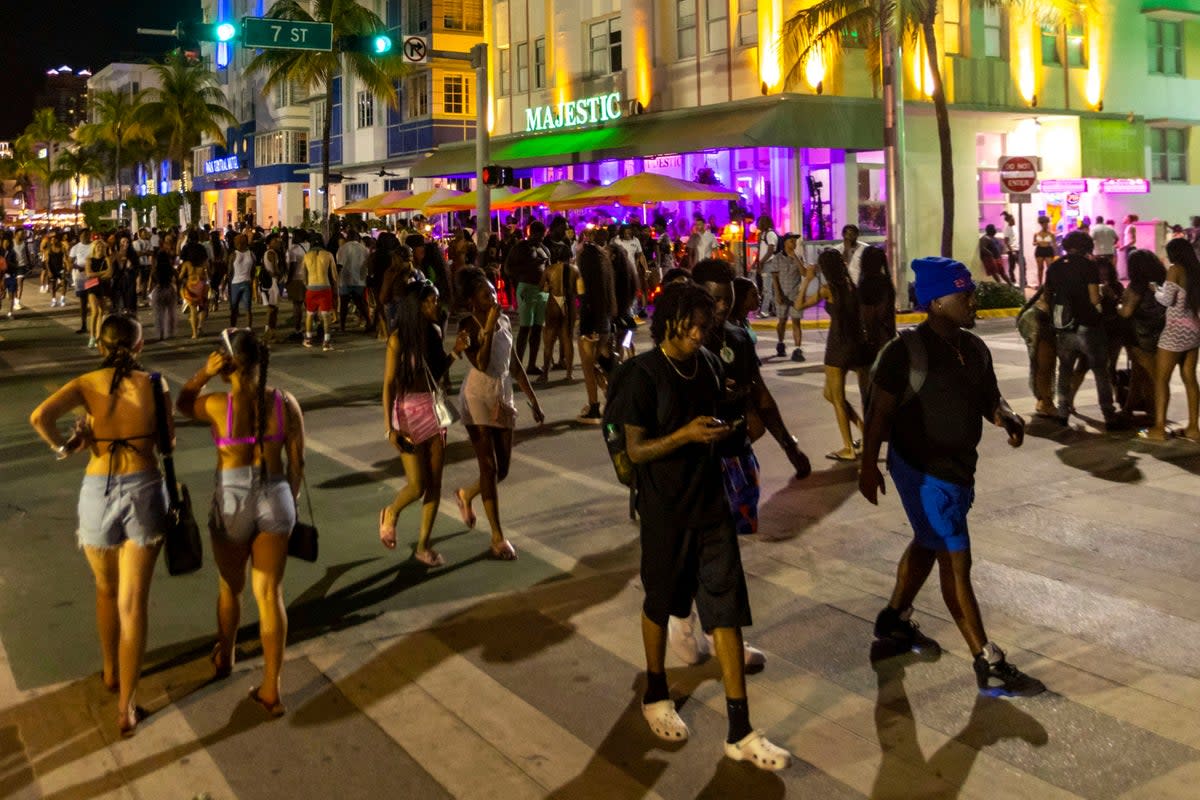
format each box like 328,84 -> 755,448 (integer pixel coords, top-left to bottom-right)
216,22 -> 237,42
372,34 -> 392,54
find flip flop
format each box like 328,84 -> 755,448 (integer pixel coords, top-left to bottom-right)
825,450 -> 858,462
641,699 -> 689,742
1137,429 -> 1171,443
489,540 -> 518,561
414,549 -> 446,567
248,686 -> 286,718
379,508 -> 397,550
118,705 -> 148,738
455,489 -> 476,529
210,643 -> 232,680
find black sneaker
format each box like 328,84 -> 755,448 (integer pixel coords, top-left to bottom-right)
790,348 -> 805,362
577,406 -> 603,425
776,342 -> 787,357
974,644 -> 1046,698
874,607 -> 941,655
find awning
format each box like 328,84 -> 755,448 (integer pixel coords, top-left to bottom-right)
1141,1 -> 1200,21
411,93 -> 885,178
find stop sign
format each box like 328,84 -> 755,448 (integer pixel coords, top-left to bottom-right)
999,156 -> 1038,193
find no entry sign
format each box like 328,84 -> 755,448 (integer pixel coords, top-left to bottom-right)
998,156 -> 1038,194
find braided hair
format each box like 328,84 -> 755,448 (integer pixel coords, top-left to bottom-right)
227,329 -> 272,480
650,282 -> 716,345
98,315 -> 144,394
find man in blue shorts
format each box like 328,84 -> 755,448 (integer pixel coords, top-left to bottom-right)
859,256 -> 1045,698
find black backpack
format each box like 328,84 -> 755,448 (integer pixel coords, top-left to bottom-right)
257,252 -> 276,290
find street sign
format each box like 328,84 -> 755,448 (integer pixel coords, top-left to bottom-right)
242,17 -> 333,51
402,35 -> 429,64
1008,192 -> 1031,204
998,156 -> 1038,194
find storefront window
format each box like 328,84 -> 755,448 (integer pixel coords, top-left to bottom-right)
1148,20 -> 1183,76
737,2 -> 757,46
857,154 -> 887,235
516,42 -> 529,93
589,17 -> 622,75
1151,127 -> 1187,183
534,37 -> 546,89
677,1 -> 697,58
706,0 -> 728,53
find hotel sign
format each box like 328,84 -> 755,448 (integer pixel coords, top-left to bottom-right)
525,92 -> 622,133
204,156 -> 241,175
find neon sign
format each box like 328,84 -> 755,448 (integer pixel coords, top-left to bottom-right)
1099,178 -> 1150,195
525,92 -> 622,133
204,156 -> 240,175
1039,179 -> 1088,193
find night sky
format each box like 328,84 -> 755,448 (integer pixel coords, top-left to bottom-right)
0,0 -> 200,138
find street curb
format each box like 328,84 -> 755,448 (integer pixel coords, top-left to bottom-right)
748,307 -> 1020,331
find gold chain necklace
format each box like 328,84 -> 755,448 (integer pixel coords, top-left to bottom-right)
661,348 -> 698,380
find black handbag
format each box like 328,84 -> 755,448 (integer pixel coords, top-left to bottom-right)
151,373 -> 203,575
288,474 -> 318,562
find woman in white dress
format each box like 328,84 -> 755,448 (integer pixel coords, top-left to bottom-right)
454,267 -> 545,560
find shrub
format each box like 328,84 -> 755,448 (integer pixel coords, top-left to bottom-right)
974,280 -> 1025,310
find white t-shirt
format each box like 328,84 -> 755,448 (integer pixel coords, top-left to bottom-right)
230,249 -> 256,283
757,230 -> 778,268
841,242 -> 864,284
133,237 -> 154,266
336,240 -> 369,286
690,229 -> 718,262
613,236 -> 643,268
1001,223 -> 1017,251
1092,223 -> 1118,256
70,242 -> 91,271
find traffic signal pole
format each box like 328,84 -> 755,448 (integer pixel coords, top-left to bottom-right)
881,4 -> 908,308
472,44 -> 490,257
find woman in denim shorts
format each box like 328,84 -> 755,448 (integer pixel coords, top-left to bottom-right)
29,315 -> 168,737
177,329 -> 305,717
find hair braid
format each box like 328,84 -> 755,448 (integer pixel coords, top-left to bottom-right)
255,342 -> 271,482
102,346 -> 143,394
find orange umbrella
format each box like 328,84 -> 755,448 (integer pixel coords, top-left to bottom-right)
424,185 -> 525,213
333,189 -> 412,215
555,172 -> 739,208
375,187 -> 464,214
507,179 -> 594,208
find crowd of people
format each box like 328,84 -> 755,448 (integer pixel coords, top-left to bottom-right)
21,203 -> 1200,770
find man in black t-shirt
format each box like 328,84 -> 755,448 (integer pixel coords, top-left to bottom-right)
504,219 -> 551,374
1042,231 -> 1124,428
617,282 -> 791,771
860,256 -> 1045,699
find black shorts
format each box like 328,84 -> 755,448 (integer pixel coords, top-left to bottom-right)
1034,246 -> 1055,259
579,313 -> 611,338
640,518 -> 752,631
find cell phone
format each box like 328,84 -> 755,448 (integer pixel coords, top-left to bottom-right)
220,327 -> 237,356
728,416 -> 746,430
707,418 -> 728,428
621,329 -> 634,350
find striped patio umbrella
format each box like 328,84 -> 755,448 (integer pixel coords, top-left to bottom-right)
506,179 -> 594,208
374,187 -> 465,214
332,190 -> 411,215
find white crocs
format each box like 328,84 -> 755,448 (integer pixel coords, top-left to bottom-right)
724,730 -> 792,771
641,699 -> 690,742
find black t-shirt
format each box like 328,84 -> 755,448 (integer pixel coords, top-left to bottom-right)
872,323 -> 1001,485
506,239 -> 550,285
617,348 -> 727,527
1044,254 -> 1101,327
710,322 -> 758,457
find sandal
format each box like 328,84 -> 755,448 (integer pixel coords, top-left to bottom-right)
489,540 -> 518,561
641,699 -> 689,742
211,643 -> 233,680
118,705 -> 148,738
724,730 -> 792,771
414,549 -> 446,567
248,686 -> 286,718
1137,429 -> 1171,443
825,450 -> 858,462
379,508 -> 397,550
455,489 -> 476,529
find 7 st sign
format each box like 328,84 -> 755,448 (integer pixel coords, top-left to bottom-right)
242,17 -> 334,51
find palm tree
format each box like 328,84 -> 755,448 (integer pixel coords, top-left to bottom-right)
0,139 -> 39,213
141,52 -> 238,192
78,90 -> 156,203
16,108 -> 70,211
246,0 -> 410,231
783,1 -> 1070,257
52,146 -> 108,222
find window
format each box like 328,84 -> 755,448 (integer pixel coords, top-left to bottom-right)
498,48 -> 511,95
1152,127 -> 1187,183
589,17 -> 622,75
408,0 -> 430,33
677,0 -> 697,58
983,5 -> 1004,59
312,103 -> 326,138
943,1 -> 961,55
345,182 -> 369,202
1043,18 -> 1086,66
405,73 -> 429,119
253,131 -> 308,166
516,42 -> 529,93
357,91 -> 375,128
534,37 -> 546,89
438,0 -> 483,32
443,74 -> 468,114
737,2 -> 757,46
706,0 -> 728,52
384,178 -> 410,192
292,132 -> 308,164
1149,20 -> 1183,76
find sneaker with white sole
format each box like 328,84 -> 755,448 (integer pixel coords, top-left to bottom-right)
13,300 -> 22,310
667,610 -> 710,665
724,730 -> 792,771
974,643 -> 1045,698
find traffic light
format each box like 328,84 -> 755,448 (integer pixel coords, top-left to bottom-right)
482,165 -> 513,187
341,33 -> 394,54
178,20 -> 239,43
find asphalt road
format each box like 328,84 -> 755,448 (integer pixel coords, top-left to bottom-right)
2,292 -> 1199,799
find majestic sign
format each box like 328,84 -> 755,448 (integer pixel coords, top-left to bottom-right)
998,156 -> 1038,194
525,92 -> 622,133
204,156 -> 241,175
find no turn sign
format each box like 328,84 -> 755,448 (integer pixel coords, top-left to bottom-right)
998,156 -> 1039,194
402,35 -> 429,64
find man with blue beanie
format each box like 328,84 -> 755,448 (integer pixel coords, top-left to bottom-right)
858,256 -> 1045,697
